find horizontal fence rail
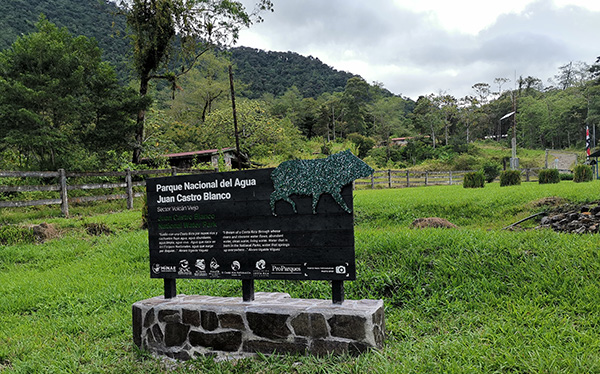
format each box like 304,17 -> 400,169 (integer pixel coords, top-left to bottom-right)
354,168 -> 573,189
1,167 -> 574,216
0,167 -> 216,216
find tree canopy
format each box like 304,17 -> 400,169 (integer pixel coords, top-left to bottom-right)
121,0 -> 273,163
0,18 -> 145,170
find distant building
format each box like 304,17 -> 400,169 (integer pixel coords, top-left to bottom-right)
390,136 -> 429,146
142,148 -> 239,169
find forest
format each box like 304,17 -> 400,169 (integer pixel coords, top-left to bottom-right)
0,0 -> 599,172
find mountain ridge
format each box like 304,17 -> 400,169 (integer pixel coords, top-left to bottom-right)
0,0 -> 370,99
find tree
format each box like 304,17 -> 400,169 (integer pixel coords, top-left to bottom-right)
342,77 -> 372,135
0,17 -> 143,170
163,50 -> 232,124
201,100 -> 301,159
412,95 -> 442,148
121,0 -> 273,164
370,96 -> 411,146
459,96 -> 477,143
434,94 -> 458,146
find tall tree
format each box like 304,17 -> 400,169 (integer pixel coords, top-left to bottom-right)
121,0 -> 273,163
342,77 -> 371,135
412,95 -> 443,148
0,17 -> 143,170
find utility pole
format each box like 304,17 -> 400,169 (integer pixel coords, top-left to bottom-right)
229,65 -> 242,170
510,74 -> 519,170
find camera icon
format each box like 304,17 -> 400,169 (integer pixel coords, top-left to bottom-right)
335,265 -> 346,274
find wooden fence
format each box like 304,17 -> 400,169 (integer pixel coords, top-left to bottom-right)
0,167 -> 573,216
0,167 -> 216,217
354,168 -> 573,189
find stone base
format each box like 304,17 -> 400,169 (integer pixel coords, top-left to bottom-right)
132,292 -> 384,360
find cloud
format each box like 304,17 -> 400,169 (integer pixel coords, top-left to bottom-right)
239,0 -> 600,99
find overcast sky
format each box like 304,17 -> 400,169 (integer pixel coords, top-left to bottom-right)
237,0 -> 600,100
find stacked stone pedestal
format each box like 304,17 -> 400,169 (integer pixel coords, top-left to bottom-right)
133,292 -> 384,360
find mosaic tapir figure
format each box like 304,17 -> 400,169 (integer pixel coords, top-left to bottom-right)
270,150 -> 374,215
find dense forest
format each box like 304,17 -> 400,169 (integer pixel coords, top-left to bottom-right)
0,0 -> 599,172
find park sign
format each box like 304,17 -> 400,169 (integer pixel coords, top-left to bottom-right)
146,150 -> 373,284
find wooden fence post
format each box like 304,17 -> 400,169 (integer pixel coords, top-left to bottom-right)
526,169 -> 530,182
126,168 -> 134,210
388,169 -> 392,188
171,167 -> 178,176
406,170 -> 410,187
449,171 -> 453,185
59,168 -> 69,217
425,171 -> 429,186
371,173 -> 375,189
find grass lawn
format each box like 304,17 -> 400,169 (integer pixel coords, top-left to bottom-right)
1,181 -> 600,372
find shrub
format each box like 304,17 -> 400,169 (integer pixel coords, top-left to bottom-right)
538,169 -> 560,184
573,165 -> 593,183
500,170 -> 521,186
560,173 -> 574,181
347,133 -> 376,158
463,171 -> 485,188
481,162 -> 501,183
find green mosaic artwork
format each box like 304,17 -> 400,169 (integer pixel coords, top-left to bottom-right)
270,150 -> 374,215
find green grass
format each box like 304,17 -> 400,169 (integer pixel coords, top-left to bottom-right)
355,180 -> 600,229
1,181 -> 600,372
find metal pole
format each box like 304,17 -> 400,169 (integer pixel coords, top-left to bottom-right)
242,279 -> 255,302
164,278 -> 177,299
332,280 -> 344,304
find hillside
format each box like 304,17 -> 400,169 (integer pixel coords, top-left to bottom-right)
231,47 -> 358,98
0,0 -> 131,77
0,0 -> 362,99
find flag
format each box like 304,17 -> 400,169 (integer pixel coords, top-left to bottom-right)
586,126 -> 591,157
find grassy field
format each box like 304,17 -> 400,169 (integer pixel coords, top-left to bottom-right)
1,181 -> 600,372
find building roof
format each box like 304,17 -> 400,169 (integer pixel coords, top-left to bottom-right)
162,148 -> 236,159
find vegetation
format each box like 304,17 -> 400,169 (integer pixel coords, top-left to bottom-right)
462,171 -> 485,188
481,161 -> 501,183
2,181 -> 600,372
1,1 -> 600,172
0,18 -> 145,171
538,168 -> 560,184
574,164 -> 594,183
500,170 -> 522,187
232,47 -> 358,98
121,0 -> 273,164
0,0 -> 130,77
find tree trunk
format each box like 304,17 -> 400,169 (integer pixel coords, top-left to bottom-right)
445,122 -> 448,146
132,75 -> 150,164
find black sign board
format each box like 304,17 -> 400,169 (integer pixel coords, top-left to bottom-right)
147,168 -> 357,281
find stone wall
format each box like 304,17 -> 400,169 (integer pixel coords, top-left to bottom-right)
132,292 -> 384,360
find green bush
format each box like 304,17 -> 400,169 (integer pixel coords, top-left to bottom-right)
573,165 -> 593,183
481,162 -> 501,183
500,170 -> 522,186
560,173 -> 574,181
347,133 -> 376,158
463,171 -> 485,188
538,169 -> 560,184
